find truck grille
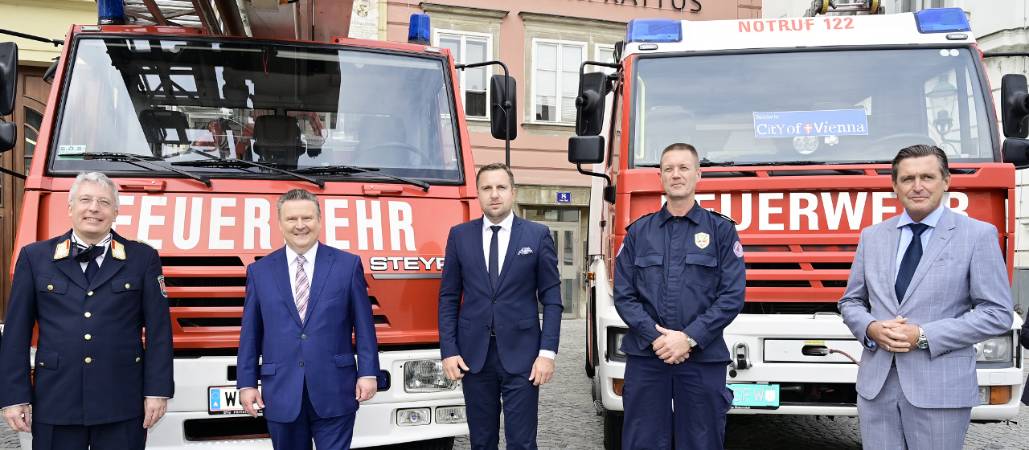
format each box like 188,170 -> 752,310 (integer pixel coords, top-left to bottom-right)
164,256 -> 393,353
743,244 -> 854,303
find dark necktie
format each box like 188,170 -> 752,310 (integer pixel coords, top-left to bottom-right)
75,244 -> 101,283
895,223 -> 929,302
488,225 -> 501,289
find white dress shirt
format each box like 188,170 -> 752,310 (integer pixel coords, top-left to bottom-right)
481,213 -> 555,361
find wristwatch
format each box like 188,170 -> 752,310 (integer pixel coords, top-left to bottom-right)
686,335 -> 697,348
916,327 -> 929,350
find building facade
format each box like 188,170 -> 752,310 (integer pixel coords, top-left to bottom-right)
386,0 -> 758,317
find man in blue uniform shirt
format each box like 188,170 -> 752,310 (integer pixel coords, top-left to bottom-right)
614,143 -> 746,449
0,172 -> 173,450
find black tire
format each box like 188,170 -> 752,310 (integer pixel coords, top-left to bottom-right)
603,410 -> 623,450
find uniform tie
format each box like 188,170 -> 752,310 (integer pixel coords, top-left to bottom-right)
74,244 -> 102,283
295,254 -> 310,323
895,223 -> 929,302
488,225 -> 501,289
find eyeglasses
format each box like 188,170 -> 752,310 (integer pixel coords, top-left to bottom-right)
75,196 -> 115,210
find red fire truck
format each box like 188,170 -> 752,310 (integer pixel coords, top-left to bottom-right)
569,7 -> 1026,448
0,2 -> 516,448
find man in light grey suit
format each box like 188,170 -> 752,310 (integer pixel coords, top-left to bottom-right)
839,145 -> 1013,450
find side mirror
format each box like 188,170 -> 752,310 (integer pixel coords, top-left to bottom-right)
575,71 -> 609,136
0,42 -> 17,116
1001,74 -> 1029,138
569,135 -> 605,164
489,74 -> 517,141
0,122 -> 14,152
1002,138 -> 1029,169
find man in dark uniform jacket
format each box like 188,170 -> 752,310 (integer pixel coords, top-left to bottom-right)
614,143 -> 746,449
0,172 -> 173,450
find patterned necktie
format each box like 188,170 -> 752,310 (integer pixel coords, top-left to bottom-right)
488,225 -> 501,289
895,223 -> 929,302
295,254 -> 309,323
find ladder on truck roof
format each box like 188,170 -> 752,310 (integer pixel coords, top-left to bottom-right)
804,0 -> 884,17
114,0 -> 358,40
122,0 -> 246,36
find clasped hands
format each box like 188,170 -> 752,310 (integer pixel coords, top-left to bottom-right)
652,324 -> 693,365
443,355 -> 556,386
866,316 -> 920,353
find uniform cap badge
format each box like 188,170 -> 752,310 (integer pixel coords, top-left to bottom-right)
694,232 -> 710,249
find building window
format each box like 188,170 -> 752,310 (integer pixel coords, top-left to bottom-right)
594,44 -> 617,75
24,107 -> 42,170
435,30 -> 492,119
532,39 -> 586,123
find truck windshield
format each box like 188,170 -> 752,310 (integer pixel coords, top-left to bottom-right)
51,37 -> 462,182
630,48 -> 994,167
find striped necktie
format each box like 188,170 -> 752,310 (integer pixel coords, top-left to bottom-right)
295,254 -> 309,323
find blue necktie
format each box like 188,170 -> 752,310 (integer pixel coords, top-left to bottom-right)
488,225 -> 501,289
895,223 -> 929,302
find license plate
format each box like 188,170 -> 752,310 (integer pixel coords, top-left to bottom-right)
728,383 -> 780,409
208,386 -> 258,415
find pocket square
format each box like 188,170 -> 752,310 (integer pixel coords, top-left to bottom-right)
517,246 -> 534,256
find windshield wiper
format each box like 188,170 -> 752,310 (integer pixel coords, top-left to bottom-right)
292,164 -> 430,192
172,153 -> 324,189
59,152 -> 211,187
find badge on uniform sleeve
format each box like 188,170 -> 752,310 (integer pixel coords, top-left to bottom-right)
733,241 -> 744,258
110,240 -> 126,260
157,275 -> 168,298
694,232 -> 710,250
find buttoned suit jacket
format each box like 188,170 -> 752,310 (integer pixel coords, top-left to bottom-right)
438,216 -> 563,375
0,230 -> 174,425
236,244 -> 379,423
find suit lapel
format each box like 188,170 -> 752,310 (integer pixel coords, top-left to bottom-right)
495,217 -> 524,292
89,234 -> 127,290
469,218 -> 489,279
54,233 -> 89,290
879,221 -> 901,315
900,208 -> 956,305
273,249 -> 303,328
304,244 -> 336,327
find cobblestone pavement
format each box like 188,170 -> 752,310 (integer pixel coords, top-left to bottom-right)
2,319 -> 1026,449
453,319 -> 1029,450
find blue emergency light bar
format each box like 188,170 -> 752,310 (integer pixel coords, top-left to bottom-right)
626,19 -> 682,43
914,8 -> 970,33
408,13 -> 431,45
97,0 -> 126,25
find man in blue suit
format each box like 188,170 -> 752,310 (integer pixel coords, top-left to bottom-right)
0,172 -> 173,450
237,188 -> 379,450
438,163 -> 563,450
840,145 -> 1013,450
614,143 -> 746,449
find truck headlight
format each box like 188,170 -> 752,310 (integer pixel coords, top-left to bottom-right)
974,336 -> 1012,363
404,359 -> 457,393
607,327 -> 628,361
